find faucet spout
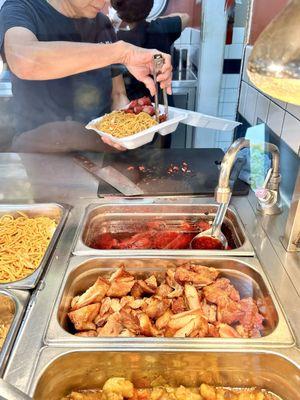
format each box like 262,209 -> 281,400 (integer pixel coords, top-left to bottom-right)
215,138 -> 282,215
215,138 -> 250,204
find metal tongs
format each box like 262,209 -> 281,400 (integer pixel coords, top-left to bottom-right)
152,54 -> 169,122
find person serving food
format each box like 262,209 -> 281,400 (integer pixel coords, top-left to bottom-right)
0,0 -> 172,152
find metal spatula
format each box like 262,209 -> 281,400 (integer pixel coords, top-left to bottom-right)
74,154 -> 144,196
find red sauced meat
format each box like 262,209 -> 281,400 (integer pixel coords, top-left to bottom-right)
90,219 -> 233,250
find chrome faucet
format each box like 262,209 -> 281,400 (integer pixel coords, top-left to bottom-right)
215,138 -> 282,215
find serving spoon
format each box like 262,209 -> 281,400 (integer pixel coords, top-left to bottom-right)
190,203 -> 229,250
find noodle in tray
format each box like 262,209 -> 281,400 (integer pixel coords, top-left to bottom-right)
0,212 -> 57,283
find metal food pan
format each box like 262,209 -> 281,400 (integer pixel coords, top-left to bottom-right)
73,203 -> 254,257
45,257 -> 294,347
30,348 -> 300,400
0,203 -> 69,289
0,289 -> 29,376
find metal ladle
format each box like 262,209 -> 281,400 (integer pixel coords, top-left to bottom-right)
190,203 -> 229,249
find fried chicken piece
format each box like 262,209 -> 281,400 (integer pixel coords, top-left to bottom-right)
99,297 -> 112,315
144,275 -> 158,291
131,282 -> 144,298
184,284 -> 201,310
207,323 -> 220,337
137,312 -> 160,337
137,280 -> 157,295
110,299 -> 122,312
119,329 -> 136,337
166,269 -> 184,298
75,330 -> 97,337
131,279 -> 157,298
218,323 -> 241,338
217,298 -> 244,325
107,277 -> 135,298
201,300 -> 217,323
103,378 -> 134,398
68,303 -> 100,331
120,296 -> 145,309
203,278 -> 240,304
65,390 -> 102,400
155,309 -> 173,330
119,309 -> 141,334
71,278 -> 109,311
94,311 -> 112,328
97,313 -> 122,337
174,315 -> 208,338
142,297 -> 170,319
167,309 -> 203,330
239,298 -> 264,335
156,283 -> 172,298
171,297 -> 187,314
174,264 -> 219,287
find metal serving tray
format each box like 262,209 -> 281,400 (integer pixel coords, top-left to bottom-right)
73,203 -> 255,257
0,289 -> 29,376
0,203 -> 69,289
30,348 -> 300,400
45,257 -> 294,347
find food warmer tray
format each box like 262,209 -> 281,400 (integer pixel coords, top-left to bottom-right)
44,256 -> 294,348
0,203 -> 70,290
0,289 -> 29,376
30,348 -> 300,400
72,203 -> 255,257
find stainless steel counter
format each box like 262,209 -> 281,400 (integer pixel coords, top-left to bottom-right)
0,152 -> 299,395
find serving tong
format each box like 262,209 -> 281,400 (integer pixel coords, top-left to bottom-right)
153,54 -> 169,122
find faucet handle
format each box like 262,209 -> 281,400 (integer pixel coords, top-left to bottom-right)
255,168 -> 273,202
262,168 -> 273,188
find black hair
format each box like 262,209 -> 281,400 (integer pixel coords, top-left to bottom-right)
111,0 -> 154,23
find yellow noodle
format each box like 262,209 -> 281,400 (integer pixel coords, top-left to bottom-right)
96,111 -> 158,138
0,213 -> 57,283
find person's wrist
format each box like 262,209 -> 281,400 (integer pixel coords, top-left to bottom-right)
112,40 -> 129,65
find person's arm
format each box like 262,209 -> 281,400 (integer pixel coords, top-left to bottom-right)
160,13 -> 191,30
111,74 -> 129,111
3,27 -> 172,95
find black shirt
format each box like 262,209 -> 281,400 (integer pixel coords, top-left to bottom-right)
117,17 -> 182,100
0,0 -> 118,133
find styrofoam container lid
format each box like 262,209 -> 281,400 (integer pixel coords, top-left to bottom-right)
86,105 -> 187,150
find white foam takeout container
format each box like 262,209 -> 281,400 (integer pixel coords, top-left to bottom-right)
86,105 -> 187,150
86,105 -> 241,150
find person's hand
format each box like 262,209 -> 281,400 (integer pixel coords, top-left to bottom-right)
100,135 -> 127,151
119,42 -> 173,96
111,93 -> 130,111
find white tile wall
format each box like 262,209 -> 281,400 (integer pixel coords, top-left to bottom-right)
286,103 -> 300,120
238,81 -> 247,116
243,85 -> 258,125
220,88 -> 239,103
232,27 -> 245,44
281,113 -> 300,155
254,93 -> 270,124
226,74 -> 241,89
222,102 -> 237,116
270,97 -> 286,110
227,44 -> 244,59
242,45 -> 252,84
267,102 -> 285,137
